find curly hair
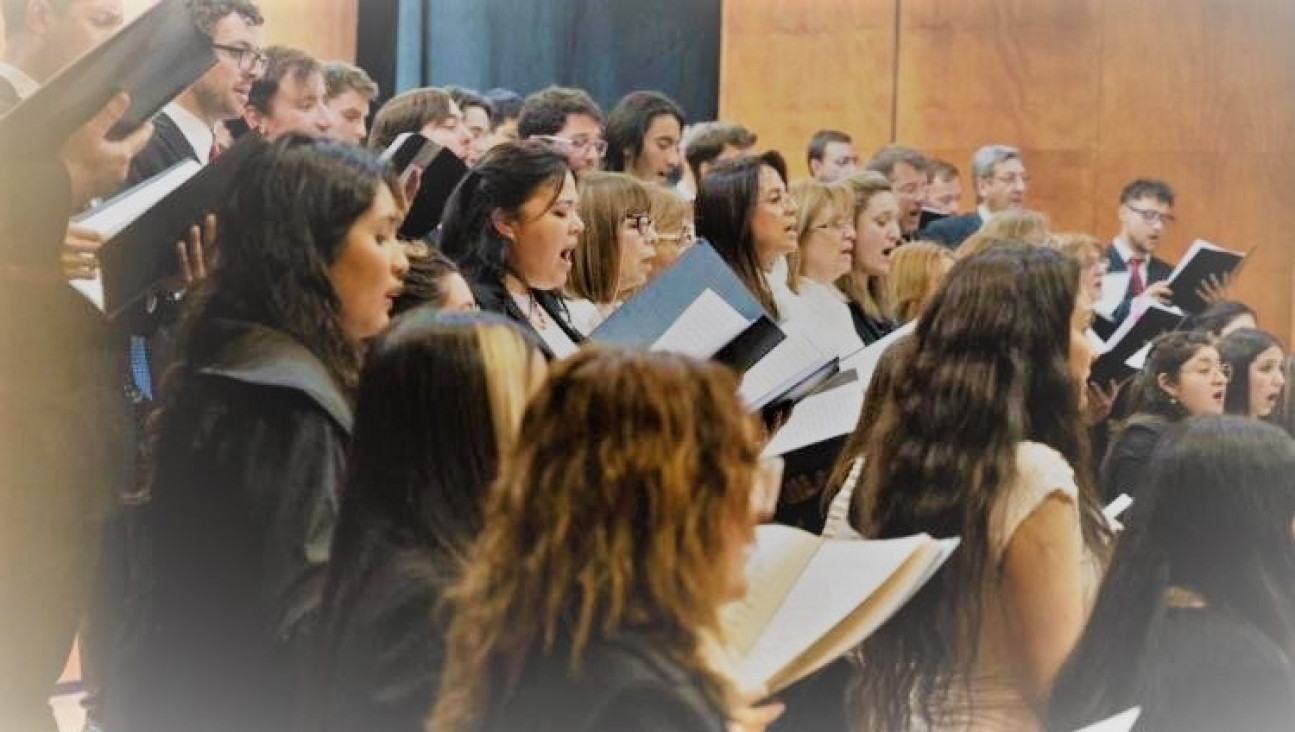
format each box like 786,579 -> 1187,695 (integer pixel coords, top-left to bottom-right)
850,242 -> 1110,730
185,0 -> 264,35
429,348 -> 761,731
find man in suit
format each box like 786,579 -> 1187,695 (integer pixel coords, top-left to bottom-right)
1101,178 -> 1176,326
921,144 -> 1028,249
866,144 -> 929,239
0,0 -> 125,114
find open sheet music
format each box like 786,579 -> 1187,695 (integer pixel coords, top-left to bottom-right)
762,372 -> 864,457
721,524 -> 958,693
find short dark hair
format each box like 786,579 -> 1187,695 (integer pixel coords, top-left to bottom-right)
322,61 -> 378,102
1220,328 -> 1286,416
807,129 -> 852,168
928,158 -> 959,182
393,247 -> 464,315
446,86 -> 495,126
483,88 -> 523,127
516,86 -> 603,139
366,87 -> 455,152
248,46 -> 320,115
603,90 -> 686,172
1120,178 -> 1175,206
684,121 -> 757,183
866,143 -> 930,178
185,0 -> 264,36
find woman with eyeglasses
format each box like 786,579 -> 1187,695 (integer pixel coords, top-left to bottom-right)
1219,328 -> 1287,419
840,172 -> 899,344
780,178 -> 865,357
563,172 -> 657,334
442,140 -> 586,359
645,184 -> 694,279
311,311 -> 545,732
695,152 -> 798,321
1102,331 -> 1229,501
367,87 -> 472,162
1050,416 -> 1295,732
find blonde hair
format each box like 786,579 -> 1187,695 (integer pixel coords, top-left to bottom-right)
566,172 -> 651,304
839,171 -> 895,321
1047,232 -> 1104,269
888,240 -> 955,324
476,323 -> 544,458
646,184 -> 693,278
429,348 -> 760,731
956,208 -> 1050,258
788,178 -> 856,293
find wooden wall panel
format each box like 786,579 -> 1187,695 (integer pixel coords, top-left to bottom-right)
123,0 -> 357,61
719,0 -> 897,178
721,0 -> 1295,341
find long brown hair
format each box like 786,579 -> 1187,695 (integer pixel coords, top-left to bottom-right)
429,348 -> 761,731
850,242 -> 1110,730
566,171 -> 652,303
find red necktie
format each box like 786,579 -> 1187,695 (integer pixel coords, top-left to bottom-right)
1128,256 -> 1145,297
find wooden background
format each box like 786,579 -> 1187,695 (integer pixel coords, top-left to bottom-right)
124,0 -> 357,60
721,0 -> 1295,342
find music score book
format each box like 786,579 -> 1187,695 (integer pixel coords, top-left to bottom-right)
0,0 -> 216,155
396,144 -> 469,239
1166,239 -> 1246,315
70,135 -> 260,319
762,370 -> 864,457
720,524 -> 958,693
1090,304 -> 1184,384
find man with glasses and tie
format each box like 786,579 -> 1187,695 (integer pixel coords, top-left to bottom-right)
1104,178 -> 1177,325
516,84 -> 607,174
922,143 -> 1028,249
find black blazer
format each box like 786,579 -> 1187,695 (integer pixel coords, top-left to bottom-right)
471,275 -> 585,359
1101,414 -> 1173,500
124,111 -> 201,189
483,635 -> 727,732
919,210 -> 983,250
1103,245 -> 1173,326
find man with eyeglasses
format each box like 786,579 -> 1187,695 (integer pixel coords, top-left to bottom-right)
866,143 -> 930,240
922,144 -> 1027,249
1103,178 -> 1177,325
517,85 -> 606,174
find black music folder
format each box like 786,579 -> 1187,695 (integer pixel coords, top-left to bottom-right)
75,135 -> 262,319
0,0 -> 216,156
398,145 -> 469,239
1166,239 -> 1246,315
1090,304 -> 1184,384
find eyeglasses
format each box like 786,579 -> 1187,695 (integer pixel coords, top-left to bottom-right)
534,134 -> 608,158
1183,362 -> 1232,381
1125,205 -> 1176,226
812,219 -> 855,234
624,213 -> 654,235
992,173 -> 1029,186
655,224 -> 696,247
212,43 -> 268,74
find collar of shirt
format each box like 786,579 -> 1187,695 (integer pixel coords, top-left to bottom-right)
0,62 -> 40,100
1112,235 -> 1144,267
164,101 -> 216,165
977,203 -> 994,223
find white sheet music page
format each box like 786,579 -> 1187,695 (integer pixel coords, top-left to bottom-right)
762,377 -> 865,457
651,287 -> 751,359
738,331 -> 825,408
1074,707 -> 1141,732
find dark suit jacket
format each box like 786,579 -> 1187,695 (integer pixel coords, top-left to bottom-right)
470,275 -> 585,359
125,111 -> 200,188
920,210 -> 983,250
1103,245 -> 1173,326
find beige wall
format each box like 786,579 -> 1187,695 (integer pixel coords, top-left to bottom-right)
721,0 -> 1295,341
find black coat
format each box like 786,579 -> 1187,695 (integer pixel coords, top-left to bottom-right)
113,319 -> 351,732
126,111 -> 201,187
315,541 -> 450,732
483,636 -> 728,732
919,210 -> 983,250
1101,414 -> 1172,500
471,275 -> 584,359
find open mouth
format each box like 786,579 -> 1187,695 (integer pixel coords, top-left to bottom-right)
1212,389 -> 1226,403
559,245 -> 576,264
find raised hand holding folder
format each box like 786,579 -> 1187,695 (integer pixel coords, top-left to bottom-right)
1166,239 -> 1246,314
